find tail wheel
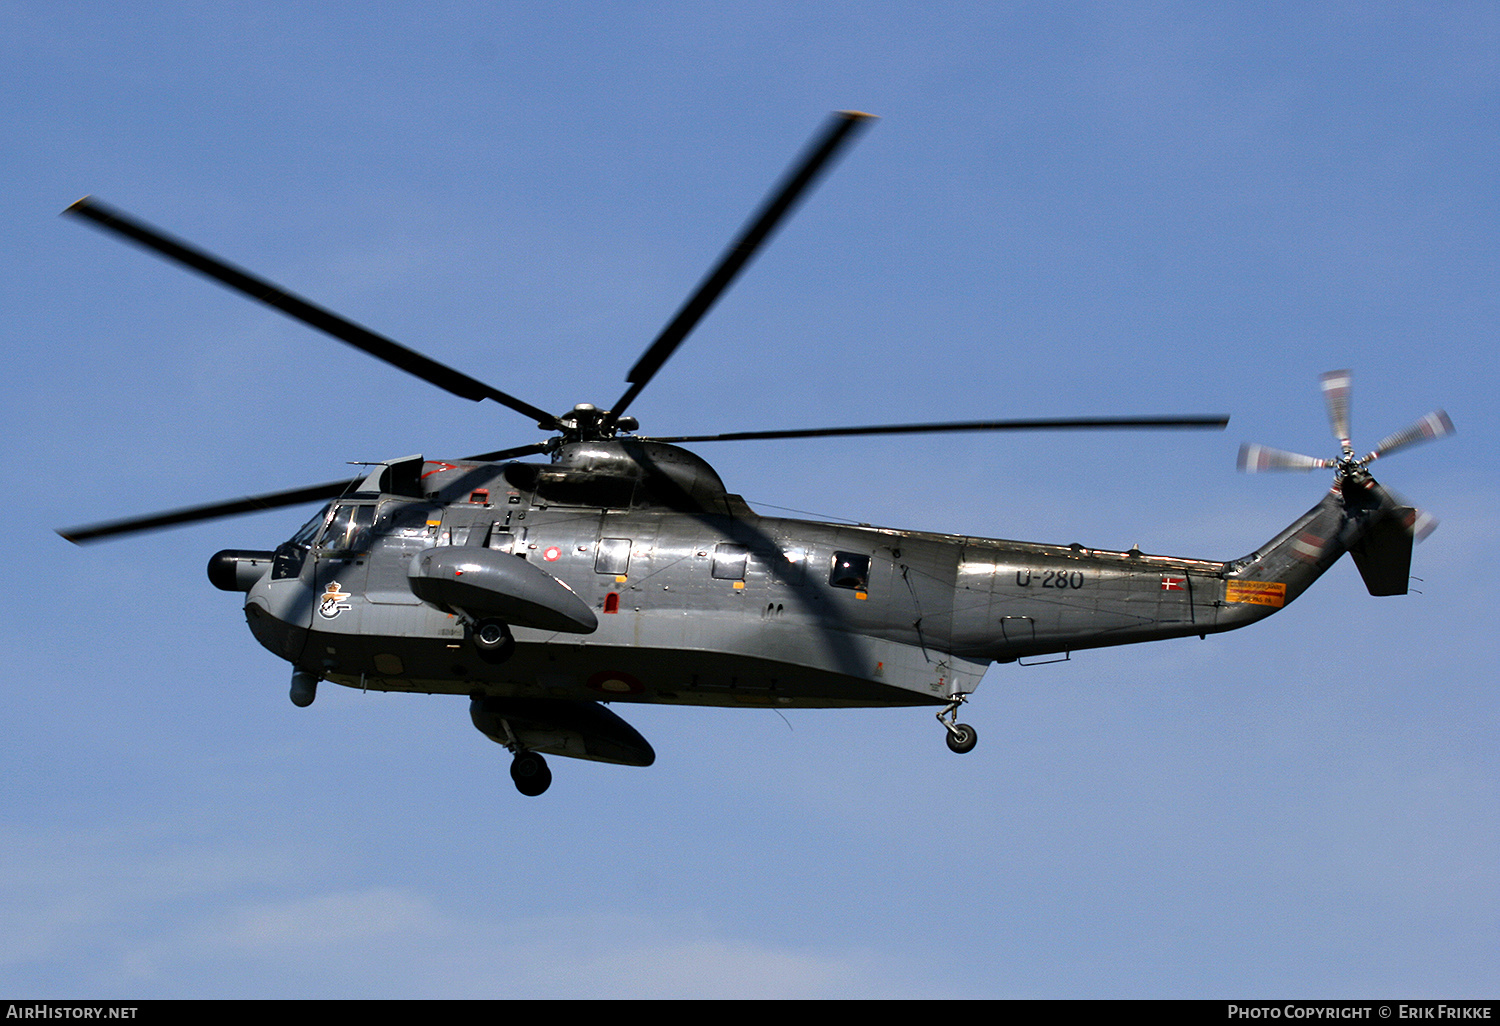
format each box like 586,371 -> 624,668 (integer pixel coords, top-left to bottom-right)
945,723 -> 978,754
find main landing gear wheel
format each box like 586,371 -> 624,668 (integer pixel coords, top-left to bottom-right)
472,618 -> 516,664
945,723 -> 978,754
510,751 -> 552,796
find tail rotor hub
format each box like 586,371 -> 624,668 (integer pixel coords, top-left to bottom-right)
1237,369 -> 1453,538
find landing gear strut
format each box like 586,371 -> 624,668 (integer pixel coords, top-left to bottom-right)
510,751 -> 552,796
937,696 -> 977,754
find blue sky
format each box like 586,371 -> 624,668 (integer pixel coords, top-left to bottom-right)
2,1 -> 1496,998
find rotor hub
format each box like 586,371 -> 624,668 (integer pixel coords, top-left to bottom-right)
555,404 -> 640,444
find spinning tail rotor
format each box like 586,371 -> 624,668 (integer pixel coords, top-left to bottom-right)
1237,369 -> 1454,593
1238,369 -> 1453,482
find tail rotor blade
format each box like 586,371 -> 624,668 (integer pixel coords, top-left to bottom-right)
1362,480 -> 1441,544
1408,507 -> 1439,542
1320,369 -> 1353,452
1366,410 -> 1455,462
1374,482 -> 1441,543
1238,442 -> 1334,473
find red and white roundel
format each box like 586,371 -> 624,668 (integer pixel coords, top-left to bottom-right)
542,546 -> 561,562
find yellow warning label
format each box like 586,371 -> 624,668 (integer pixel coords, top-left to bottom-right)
1226,580 -> 1286,607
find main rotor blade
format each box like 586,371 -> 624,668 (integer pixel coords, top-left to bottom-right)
58,478 -> 362,545
59,441 -> 555,544
1237,442 -> 1335,473
1320,369 -> 1353,451
647,414 -> 1230,444
64,197 -> 560,430
610,111 -> 877,422
1365,409 -> 1455,462
461,441 -> 553,462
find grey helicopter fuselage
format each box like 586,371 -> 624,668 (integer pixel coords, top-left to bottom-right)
213,438 -> 1354,716
63,115 -> 1448,797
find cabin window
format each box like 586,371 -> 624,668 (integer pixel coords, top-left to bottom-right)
829,551 -> 870,591
770,547 -> 806,586
595,537 -> 632,575
375,501 -> 441,540
711,543 -> 750,581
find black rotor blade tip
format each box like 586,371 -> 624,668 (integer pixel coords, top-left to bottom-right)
611,110 -> 877,420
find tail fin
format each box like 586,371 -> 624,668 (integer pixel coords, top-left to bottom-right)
1223,471 -> 1419,621
1346,498 -> 1419,597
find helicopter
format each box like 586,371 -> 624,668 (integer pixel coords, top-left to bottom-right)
59,112 -> 1454,796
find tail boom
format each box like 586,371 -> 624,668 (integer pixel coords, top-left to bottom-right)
956,476 -> 1408,664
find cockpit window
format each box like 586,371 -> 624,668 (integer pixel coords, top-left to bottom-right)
290,505 -> 331,548
318,503 -> 375,554
274,504 -> 333,580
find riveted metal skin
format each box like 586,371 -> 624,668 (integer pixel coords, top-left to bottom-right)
239,446 -> 1391,726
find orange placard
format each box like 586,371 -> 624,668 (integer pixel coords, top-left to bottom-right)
1226,580 -> 1286,607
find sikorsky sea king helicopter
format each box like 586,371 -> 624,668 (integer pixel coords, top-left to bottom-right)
61,113 -> 1453,796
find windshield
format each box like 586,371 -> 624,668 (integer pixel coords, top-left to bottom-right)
289,504 -> 331,548
317,503 -> 375,554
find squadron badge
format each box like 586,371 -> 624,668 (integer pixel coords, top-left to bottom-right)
318,581 -> 352,619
